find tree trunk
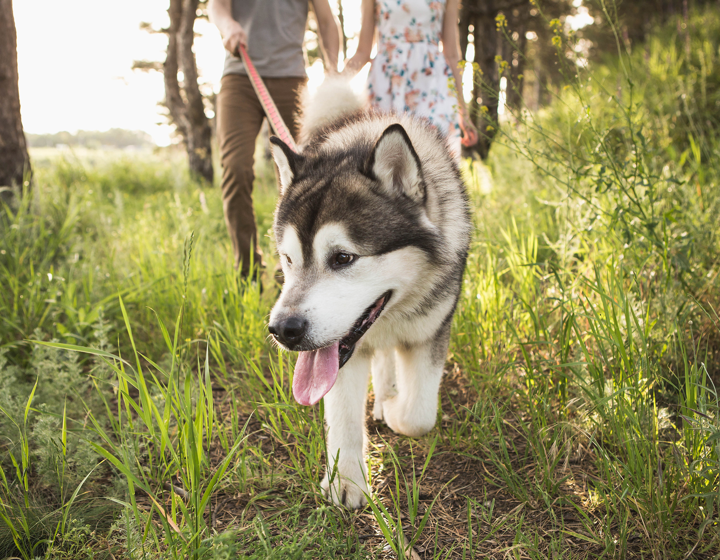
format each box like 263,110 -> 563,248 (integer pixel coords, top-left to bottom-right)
462,0 -> 538,158
165,0 -> 213,184
472,10 -> 500,159
0,0 -> 31,202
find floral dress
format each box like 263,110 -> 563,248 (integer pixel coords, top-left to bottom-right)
367,0 -> 461,156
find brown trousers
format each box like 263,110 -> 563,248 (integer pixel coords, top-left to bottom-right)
216,73 -> 306,275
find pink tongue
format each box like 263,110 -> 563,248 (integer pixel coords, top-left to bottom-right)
292,342 -> 340,406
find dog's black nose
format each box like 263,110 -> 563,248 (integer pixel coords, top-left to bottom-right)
269,317 -> 308,348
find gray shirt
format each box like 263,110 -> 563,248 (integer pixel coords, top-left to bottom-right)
222,0 -> 309,78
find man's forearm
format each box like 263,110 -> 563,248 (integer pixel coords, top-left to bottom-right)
208,0 -> 236,38
209,0 -> 246,54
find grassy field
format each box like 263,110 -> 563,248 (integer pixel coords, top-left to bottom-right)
1,10 -> 720,560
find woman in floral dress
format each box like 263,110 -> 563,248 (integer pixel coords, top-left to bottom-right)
342,0 -> 477,158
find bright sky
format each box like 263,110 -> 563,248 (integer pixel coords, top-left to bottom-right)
15,0 -> 222,146
14,0 -> 589,147
14,0 -> 364,146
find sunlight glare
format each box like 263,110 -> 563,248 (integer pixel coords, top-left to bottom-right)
463,44 -> 475,103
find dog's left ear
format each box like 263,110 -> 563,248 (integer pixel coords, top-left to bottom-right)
367,124 -> 425,203
270,137 -> 303,196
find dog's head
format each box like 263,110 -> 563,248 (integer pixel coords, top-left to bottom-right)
268,123 -> 440,405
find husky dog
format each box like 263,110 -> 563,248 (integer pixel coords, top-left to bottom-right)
268,79 -> 471,509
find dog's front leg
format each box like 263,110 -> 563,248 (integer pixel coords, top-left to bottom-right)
371,346 -> 397,421
321,353 -> 370,509
381,335 -> 447,438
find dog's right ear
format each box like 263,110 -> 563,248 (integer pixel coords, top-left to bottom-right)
270,137 -> 302,196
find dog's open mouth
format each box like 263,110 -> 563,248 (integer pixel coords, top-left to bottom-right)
338,290 -> 392,368
293,291 -> 392,406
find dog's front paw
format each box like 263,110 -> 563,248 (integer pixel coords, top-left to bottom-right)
372,386 -> 397,422
321,470 -> 369,509
382,396 -> 436,438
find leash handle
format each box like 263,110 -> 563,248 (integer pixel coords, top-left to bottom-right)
239,45 -> 298,153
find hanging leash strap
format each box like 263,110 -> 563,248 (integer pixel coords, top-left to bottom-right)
239,45 -> 298,153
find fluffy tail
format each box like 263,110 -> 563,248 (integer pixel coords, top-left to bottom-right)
300,76 -> 365,143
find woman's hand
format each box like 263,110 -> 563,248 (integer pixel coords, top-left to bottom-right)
460,112 -> 478,147
341,56 -> 365,77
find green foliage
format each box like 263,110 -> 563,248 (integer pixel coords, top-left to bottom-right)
364,437 -> 444,559
50,296 -> 250,560
451,4 -> 720,556
0,379 -> 104,560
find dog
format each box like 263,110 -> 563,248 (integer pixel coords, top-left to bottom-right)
267,79 -> 471,509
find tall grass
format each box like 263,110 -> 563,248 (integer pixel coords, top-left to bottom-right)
450,4 -> 720,555
43,297 -> 249,559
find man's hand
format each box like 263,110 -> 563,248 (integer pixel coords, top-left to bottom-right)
208,0 -> 247,56
222,20 -> 247,56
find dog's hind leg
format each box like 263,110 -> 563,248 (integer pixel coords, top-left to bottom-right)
381,320 -> 451,438
321,354 -> 371,509
371,347 -> 397,421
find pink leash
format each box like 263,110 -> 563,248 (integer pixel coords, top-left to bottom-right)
239,45 -> 299,153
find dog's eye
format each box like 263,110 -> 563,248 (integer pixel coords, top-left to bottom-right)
332,252 -> 355,268
284,254 -> 292,266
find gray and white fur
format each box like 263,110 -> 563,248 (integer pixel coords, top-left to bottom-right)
268,78 -> 471,509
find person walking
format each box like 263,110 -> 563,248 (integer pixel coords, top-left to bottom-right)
342,0 -> 477,159
208,0 -> 341,278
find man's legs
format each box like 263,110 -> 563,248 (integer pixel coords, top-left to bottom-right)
217,74 -> 265,276
216,73 -> 305,277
